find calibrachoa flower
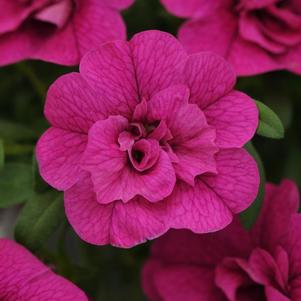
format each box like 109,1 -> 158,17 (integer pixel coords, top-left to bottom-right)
143,180 -> 301,301
161,0 -> 301,75
0,239 -> 88,300
36,30 -> 259,248
0,0 -> 134,66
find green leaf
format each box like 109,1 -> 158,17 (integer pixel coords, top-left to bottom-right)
0,140 -> 4,169
15,191 -> 65,251
256,100 -> 285,139
0,119 -> 37,141
32,154 -> 49,193
240,142 -> 266,229
0,163 -> 33,208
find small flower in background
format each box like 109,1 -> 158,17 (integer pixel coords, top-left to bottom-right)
0,239 -> 88,300
161,0 -> 301,75
143,180 -> 301,301
36,30 -> 259,248
0,0 -> 134,66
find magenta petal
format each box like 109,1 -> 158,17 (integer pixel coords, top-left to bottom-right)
153,266 -> 223,301
228,36 -> 281,76
130,30 -> 188,99
0,239 -> 88,300
71,1 -> 127,56
178,11 -> 238,56
251,180 -> 299,251
80,40 -> 139,118
151,219 -> 252,266
36,127 -> 87,190
282,43 -> 301,74
0,0 -> 131,66
203,148 -> 259,214
161,0 -> 206,18
65,175 -> 115,246
103,0 -> 135,9
82,116 -> 176,203
247,248 -> 287,289
32,1 -> 128,65
147,85 -> 218,185
282,215 -> 301,277
291,276 -> 301,301
45,73 -> 107,133
171,126 -> 217,185
65,175 -> 169,248
265,287 -> 291,301
129,139 -> 160,172
239,0 -> 279,10
183,52 -> 236,108
34,0 -> 73,29
166,180 -> 233,233
0,0 -> 47,33
239,12 -> 286,54
215,258 -> 252,301
161,0 -> 232,18
204,90 -> 258,148
142,260 -> 165,301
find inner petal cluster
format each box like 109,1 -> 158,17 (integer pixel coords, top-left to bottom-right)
33,0 -> 74,29
237,0 -> 301,53
216,247 -> 291,300
81,85 -> 218,205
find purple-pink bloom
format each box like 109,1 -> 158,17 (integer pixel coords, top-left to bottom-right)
36,30 -> 259,248
0,0 -> 134,66
143,180 -> 301,301
0,239 -> 88,300
161,0 -> 301,75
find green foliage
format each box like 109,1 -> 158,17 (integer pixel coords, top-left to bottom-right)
15,191 -> 65,251
240,142 -> 266,229
0,140 -> 4,168
0,163 -> 33,208
0,119 -> 37,141
256,100 -> 285,139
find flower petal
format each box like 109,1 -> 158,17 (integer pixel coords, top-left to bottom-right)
150,219 -> 252,266
228,36 -> 281,76
130,30 -> 188,100
204,91 -> 258,148
183,52 -> 236,109
161,0 -> 232,18
0,0 -> 47,33
166,180 -> 233,233
80,40 -> 139,118
178,10 -> 237,56
36,127 -> 87,190
65,175 -> 169,248
0,0 -> 130,66
45,72 -> 107,133
0,239 -> 88,300
148,85 -> 218,185
82,116 -> 176,203
103,0 -> 135,10
152,266 -> 222,301
251,180 -> 299,251
203,148 -> 259,214
265,286 -> 291,301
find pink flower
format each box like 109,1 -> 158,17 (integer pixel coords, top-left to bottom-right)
0,0 -> 134,66
161,0 -> 301,75
0,239 -> 88,300
143,180 -> 301,301
36,30 -> 259,248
